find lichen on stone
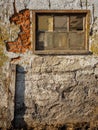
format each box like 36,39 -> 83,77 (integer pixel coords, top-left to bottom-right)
0,22 -> 9,67
90,35 -> 98,55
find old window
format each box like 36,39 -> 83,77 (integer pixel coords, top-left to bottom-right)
32,10 -> 90,54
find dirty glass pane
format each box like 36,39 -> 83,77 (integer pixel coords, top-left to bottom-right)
36,32 -> 45,50
44,32 -> 68,50
37,15 -> 53,31
54,15 -> 67,31
53,32 -> 68,49
44,32 -> 54,50
69,14 -> 84,31
48,16 -> 54,31
69,32 -> 85,50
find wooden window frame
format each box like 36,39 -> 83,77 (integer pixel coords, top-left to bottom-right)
32,10 -> 90,54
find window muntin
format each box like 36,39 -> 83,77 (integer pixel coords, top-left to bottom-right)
32,10 -> 90,54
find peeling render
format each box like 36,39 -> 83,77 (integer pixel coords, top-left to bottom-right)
0,0 -> 98,129
7,10 -> 31,53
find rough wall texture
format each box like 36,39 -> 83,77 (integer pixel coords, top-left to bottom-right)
0,0 -> 98,129
12,55 -> 98,130
7,10 -> 31,53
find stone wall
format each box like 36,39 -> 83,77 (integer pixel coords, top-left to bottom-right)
11,55 -> 98,130
0,0 -> 98,129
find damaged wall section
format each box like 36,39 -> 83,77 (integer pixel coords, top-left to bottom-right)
0,0 -> 98,129
7,10 -> 31,53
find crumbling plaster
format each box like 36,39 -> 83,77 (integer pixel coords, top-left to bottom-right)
0,0 -> 98,129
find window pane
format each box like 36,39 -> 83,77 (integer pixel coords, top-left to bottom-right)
44,32 -> 68,50
44,32 -> 53,49
54,15 -> 67,31
37,15 -> 53,31
36,32 -> 45,50
69,32 -> 85,50
69,14 -> 85,31
53,32 -> 68,49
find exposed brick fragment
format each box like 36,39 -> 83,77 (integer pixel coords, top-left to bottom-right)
11,56 -> 21,63
7,10 -> 31,53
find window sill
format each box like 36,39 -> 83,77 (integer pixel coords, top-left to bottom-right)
33,50 -> 92,55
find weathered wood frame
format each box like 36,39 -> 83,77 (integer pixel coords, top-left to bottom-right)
32,10 -> 90,54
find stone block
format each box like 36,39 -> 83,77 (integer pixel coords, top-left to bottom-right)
27,0 -> 49,9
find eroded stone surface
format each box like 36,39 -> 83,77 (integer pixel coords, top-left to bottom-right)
11,55 -> 98,129
0,0 -> 98,129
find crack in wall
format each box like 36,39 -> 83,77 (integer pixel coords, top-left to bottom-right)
13,0 -> 17,14
49,0 -> 51,9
